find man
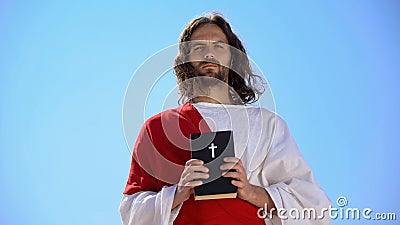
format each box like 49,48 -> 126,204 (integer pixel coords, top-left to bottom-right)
120,14 -> 331,225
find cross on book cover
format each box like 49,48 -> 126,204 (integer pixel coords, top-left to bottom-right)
190,130 -> 238,201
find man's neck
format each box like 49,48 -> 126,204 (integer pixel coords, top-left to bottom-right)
192,85 -> 232,104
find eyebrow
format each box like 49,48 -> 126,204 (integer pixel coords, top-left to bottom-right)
190,40 -> 227,46
213,40 -> 227,44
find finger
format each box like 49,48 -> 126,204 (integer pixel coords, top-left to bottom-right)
222,171 -> 241,180
220,162 -> 237,171
188,165 -> 209,173
231,179 -> 245,188
223,157 -> 244,169
182,180 -> 203,187
180,163 -> 209,186
223,157 -> 240,164
181,171 -> 209,186
220,162 -> 246,176
185,159 -> 204,166
188,172 -> 210,180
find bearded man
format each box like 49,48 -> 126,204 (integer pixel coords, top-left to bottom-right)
120,13 -> 331,225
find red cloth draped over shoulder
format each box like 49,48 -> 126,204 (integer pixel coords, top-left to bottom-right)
123,103 -> 264,225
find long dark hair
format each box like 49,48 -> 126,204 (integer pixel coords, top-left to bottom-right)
174,13 -> 265,104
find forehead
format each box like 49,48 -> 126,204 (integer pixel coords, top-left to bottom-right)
190,23 -> 228,43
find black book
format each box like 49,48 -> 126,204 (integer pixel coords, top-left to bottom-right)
190,130 -> 238,201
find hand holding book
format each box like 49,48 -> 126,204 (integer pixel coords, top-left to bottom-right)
173,130 -> 275,210
221,156 -> 277,211
190,131 -> 238,200
173,159 -> 209,209
221,157 -> 256,201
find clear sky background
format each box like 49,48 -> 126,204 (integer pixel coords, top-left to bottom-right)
1,1 -> 399,224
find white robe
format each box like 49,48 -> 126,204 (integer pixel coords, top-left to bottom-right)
120,102 -> 331,225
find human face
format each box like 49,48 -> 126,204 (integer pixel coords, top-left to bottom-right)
188,24 -> 231,82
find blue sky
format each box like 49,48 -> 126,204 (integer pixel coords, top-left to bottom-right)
1,1 -> 399,224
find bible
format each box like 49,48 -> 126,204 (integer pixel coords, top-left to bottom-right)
190,130 -> 238,201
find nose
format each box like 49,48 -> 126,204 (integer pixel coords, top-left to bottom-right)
204,53 -> 214,59
204,46 -> 215,59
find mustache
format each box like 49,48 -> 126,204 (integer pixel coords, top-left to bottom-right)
198,58 -> 221,67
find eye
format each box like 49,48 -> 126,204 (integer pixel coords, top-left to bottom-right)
195,46 -> 204,50
191,45 -> 205,52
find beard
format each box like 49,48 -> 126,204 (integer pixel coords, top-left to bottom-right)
183,60 -> 231,100
195,69 -> 229,90
194,60 -> 229,84
198,69 -> 225,81
188,66 -> 229,100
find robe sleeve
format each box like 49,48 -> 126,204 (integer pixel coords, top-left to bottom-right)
263,116 -> 331,225
119,123 -> 182,225
119,186 -> 182,225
